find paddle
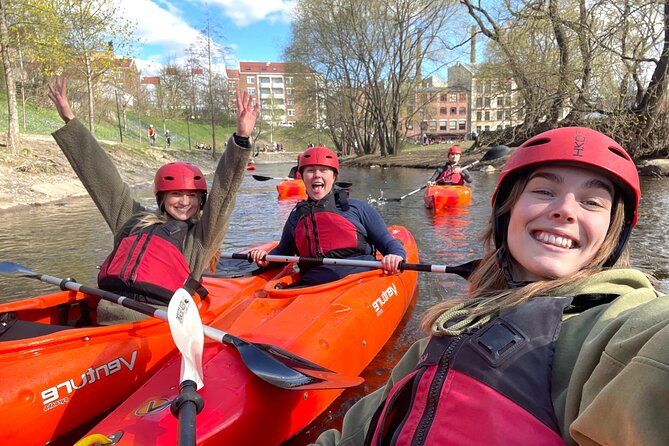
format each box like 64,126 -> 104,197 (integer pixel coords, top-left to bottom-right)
382,145 -> 510,202
0,262 -> 363,391
252,174 -> 353,189
168,289 -> 205,446
224,253 -> 479,280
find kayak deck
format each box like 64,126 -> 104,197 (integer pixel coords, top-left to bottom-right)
276,179 -> 307,199
0,245 -> 280,446
82,225 -> 419,445
423,184 -> 472,209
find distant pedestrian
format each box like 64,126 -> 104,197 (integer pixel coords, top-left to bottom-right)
165,130 -> 172,148
147,125 -> 156,146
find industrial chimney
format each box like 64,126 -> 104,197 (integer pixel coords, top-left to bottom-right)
470,25 -> 476,64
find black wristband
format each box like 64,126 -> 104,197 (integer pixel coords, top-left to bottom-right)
233,133 -> 251,148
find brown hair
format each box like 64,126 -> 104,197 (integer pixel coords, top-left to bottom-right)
421,170 -> 629,333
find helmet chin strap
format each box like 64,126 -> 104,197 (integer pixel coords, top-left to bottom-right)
497,249 -> 530,289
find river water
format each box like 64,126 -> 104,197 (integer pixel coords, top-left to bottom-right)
1,163 -> 668,444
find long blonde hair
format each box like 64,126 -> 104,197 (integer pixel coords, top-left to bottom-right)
421,171 -> 629,333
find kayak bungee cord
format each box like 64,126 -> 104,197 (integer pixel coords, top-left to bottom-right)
0,261 -> 364,391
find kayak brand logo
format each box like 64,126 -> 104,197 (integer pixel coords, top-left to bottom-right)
373,283 -> 397,315
135,397 -> 172,416
41,350 -> 138,409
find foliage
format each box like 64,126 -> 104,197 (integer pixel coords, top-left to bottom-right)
286,0 -> 465,157
463,0 -> 669,158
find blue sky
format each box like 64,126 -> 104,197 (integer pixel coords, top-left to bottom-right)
117,0 -> 295,76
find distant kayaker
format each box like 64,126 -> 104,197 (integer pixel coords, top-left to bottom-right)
248,145 -> 405,286
426,145 -> 472,186
309,127 -> 669,446
47,76 -> 258,322
286,153 -> 303,180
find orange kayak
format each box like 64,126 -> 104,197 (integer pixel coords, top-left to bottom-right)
81,226 -> 419,445
423,184 -> 472,209
0,244 -> 280,446
276,178 -> 306,199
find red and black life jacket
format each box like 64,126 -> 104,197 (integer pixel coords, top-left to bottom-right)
364,296 -> 572,446
98,218 -> 207,305
293,191 -> 371,260
436,164 -> 464,185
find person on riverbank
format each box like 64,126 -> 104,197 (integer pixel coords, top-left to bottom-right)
286,153 -> 303,180
427,145 -> 472,186
309,127 -> 669,446
249,145 -> 405,286
47,76 -> 258,321
147,124 -> 156,146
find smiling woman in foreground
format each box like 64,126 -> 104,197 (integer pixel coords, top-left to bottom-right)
309,127 -> 669,446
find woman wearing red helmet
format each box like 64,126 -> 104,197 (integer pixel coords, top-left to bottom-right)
309,128 -> 669,446
426,144 -> 473,186
249,145 -> 406,286
47,77 -> 258,319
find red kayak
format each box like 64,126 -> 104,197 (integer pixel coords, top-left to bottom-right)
246,163 -> 256,171
0,245 -> 280,446
276,178 -> 307,199
423,184 -> 472,210
79,226 -> 419,445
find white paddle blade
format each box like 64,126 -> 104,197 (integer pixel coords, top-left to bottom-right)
168,288 -> 205,389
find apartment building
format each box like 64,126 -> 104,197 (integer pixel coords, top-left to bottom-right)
228,61 -> 314,126
405,76 -> 470,144
448,62 -> 521,136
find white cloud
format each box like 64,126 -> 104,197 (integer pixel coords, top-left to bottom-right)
116,0 -> 291,74
206,0 -> 295,27
119,0 -> 202,47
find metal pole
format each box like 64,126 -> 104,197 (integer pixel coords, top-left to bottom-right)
115,91 -> 123,142
187,116 -> 192,150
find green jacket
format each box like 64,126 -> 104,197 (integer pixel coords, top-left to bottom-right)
311,269 -> 668,446
52,118 -> 250,280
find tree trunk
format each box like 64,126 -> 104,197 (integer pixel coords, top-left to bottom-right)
0,0 -> 19,154
85,56 -> 96,134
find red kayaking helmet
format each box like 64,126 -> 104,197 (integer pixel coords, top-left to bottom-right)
492,127 -> 640,267
449,145 -> 462,155
153,162 -> 208,209
299,145 -> 339,174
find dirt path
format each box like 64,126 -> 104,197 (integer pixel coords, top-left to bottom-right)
0,134 -> 221,213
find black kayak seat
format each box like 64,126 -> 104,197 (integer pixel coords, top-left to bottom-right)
0,312 -> 72,342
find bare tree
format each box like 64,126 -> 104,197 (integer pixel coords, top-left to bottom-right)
188,12 -> 230,158
0,0 -> 20,153
287,0 -> 464,156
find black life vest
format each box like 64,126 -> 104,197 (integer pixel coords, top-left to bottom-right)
364,296 -> 573,446
98,218 -> 207,305
293,190 -> 371,260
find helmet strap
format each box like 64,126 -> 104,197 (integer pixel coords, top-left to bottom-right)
497,249 -> 530,289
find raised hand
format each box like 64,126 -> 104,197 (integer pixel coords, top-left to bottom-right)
236,90 -> 259,138
47,76 -> 75,123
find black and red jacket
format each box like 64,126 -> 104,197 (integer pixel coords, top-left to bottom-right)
98,217 -> 206,305
364,296 -> 571,446
293,191 -> 372,260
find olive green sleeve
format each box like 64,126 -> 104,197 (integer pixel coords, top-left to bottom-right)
51,118 -> 142,233
187,135 -> 250,277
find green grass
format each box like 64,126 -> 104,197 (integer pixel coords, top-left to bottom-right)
0,90 -> 333,154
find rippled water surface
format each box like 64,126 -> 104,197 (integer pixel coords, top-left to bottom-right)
1,163 -> 667,444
